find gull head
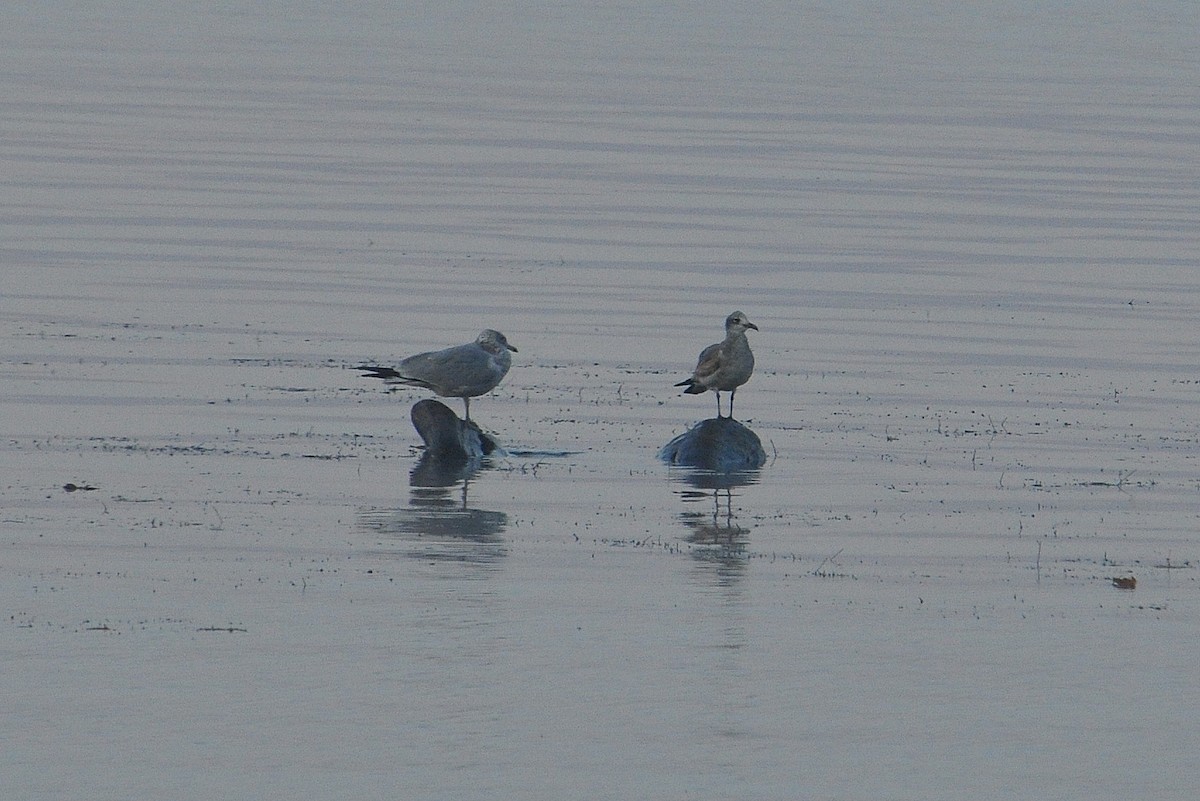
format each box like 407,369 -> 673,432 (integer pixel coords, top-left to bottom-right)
725,311 -> 759,334
477,329 -> 518,354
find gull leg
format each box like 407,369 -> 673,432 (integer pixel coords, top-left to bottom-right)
463,397 -> 471,422
728,388 -> 736,419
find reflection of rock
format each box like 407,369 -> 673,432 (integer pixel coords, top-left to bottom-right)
663,419 -> 763,587
374,489 -> 508,542
409,399 -> 501,487
674,467 -> 760,492
411,453 -> 482,488
358,482 -> 508,566
659,417 -> 767,472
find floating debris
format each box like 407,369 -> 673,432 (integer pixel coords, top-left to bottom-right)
197,625 -> 248,633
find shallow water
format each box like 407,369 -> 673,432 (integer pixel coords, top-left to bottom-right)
3,3 -> 1200,799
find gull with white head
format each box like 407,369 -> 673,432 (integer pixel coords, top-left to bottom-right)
360,329 -> 517,421
674,311 -> 758,419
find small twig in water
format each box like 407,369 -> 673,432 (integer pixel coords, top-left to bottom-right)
197,625 -> 248,633
812,548 -> 844,577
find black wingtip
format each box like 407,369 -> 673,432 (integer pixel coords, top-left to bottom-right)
359,366 -> 402,380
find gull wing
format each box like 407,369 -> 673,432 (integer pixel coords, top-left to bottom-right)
400,343 -> 501,396
690,342 -> 724,385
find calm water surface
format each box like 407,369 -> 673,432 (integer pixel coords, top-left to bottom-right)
3,3 -> 1200,799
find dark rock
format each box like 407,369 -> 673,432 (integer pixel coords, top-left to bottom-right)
409,399 -> 501,487
659,417 -> 767,472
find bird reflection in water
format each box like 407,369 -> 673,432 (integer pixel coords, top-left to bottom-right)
661,415 -> 766,585
675,469 -> 758,543
359,476 -> 508,567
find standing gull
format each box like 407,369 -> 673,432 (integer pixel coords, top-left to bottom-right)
674,311 -> 758,419
359,329 -> 517,421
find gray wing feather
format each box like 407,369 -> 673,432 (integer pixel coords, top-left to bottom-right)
399,344 -> 505,397
691,342 -> 724,384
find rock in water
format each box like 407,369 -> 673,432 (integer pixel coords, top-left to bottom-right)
659,417 -> 767,471
410,399 -> 499,461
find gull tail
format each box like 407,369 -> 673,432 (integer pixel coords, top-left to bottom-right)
359,366 -> 403,381
675,378 -> 707,395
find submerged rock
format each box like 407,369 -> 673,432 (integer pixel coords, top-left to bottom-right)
658,417 -> 767,472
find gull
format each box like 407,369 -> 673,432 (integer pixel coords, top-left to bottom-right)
359,329 -> 517,421
674,311 -> 758,419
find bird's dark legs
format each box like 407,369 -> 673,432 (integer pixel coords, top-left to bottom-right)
463,397 -> 471,422
728,388 -> 736,419
715,392 -> 723,418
